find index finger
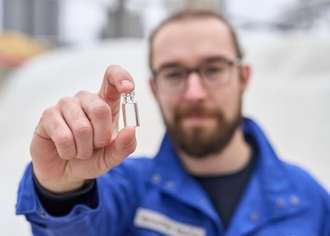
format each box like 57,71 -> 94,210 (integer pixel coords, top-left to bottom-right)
99,65 -> 135,132
99,65 -> 135,104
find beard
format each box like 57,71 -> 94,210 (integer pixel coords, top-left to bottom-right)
163,100 -> 243,159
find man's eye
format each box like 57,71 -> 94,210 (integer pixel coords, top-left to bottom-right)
204,65 -> 227,78
205,66 -> 225,74
164,70 -> 185,80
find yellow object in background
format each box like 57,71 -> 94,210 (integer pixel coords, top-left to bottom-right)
0,32 -> 44,79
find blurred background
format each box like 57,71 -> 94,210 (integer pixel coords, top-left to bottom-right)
0,0 -> 329,235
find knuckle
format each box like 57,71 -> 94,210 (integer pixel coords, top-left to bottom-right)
58,96 -> 75,107
75,90 -> 90,98
92,103 -> 110,120
74,124 -> 92,137
55,133 -> 74,148
42,107 -> 57,119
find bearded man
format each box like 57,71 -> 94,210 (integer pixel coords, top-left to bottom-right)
16,10 -> 330,236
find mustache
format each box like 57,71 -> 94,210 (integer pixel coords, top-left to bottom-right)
175,105 -> 219,119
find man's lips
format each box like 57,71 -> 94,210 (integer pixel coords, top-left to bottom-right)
181,114 -> 215,125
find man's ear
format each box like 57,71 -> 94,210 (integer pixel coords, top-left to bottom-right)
239,64 -> 252,93
149,77 -> 159,101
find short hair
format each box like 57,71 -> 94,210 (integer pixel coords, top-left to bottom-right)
148,9 -> 243,72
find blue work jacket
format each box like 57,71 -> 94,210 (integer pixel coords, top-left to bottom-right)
16,118 -> 330,235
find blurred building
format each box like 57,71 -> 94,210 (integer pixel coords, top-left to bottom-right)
277,0 -> 330,32
101,0 -> 143,38
2,0 -> 60,45
228,0 -> 330,33
165,0 -> 226,12
0,0 -> 329,47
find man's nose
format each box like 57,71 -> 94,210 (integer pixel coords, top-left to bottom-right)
183,72 -> 208,101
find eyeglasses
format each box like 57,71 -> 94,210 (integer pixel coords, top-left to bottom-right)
153,57 -> 241,94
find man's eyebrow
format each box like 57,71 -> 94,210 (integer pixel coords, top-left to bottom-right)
201,55 -> 231,63
154,55 -> 235,72
156,62 -> 184,72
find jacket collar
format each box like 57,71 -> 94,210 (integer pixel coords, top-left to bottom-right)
226,119 -> 308,235
149,132 -> 220,223
149,118 -> 307,234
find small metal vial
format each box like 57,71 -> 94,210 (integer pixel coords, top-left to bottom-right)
122,92 -> 140,127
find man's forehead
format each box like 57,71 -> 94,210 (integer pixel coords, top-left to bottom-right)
154,17 -> 231,45
152,17 -> 236,68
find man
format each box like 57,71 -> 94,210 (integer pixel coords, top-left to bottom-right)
16,10 -> 329,236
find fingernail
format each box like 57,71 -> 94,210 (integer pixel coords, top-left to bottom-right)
120,80 -> 133,87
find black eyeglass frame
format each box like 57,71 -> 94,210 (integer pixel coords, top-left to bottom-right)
151,56 -> 242,92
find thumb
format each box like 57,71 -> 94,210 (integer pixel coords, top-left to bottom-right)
101,127 -> 137,172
